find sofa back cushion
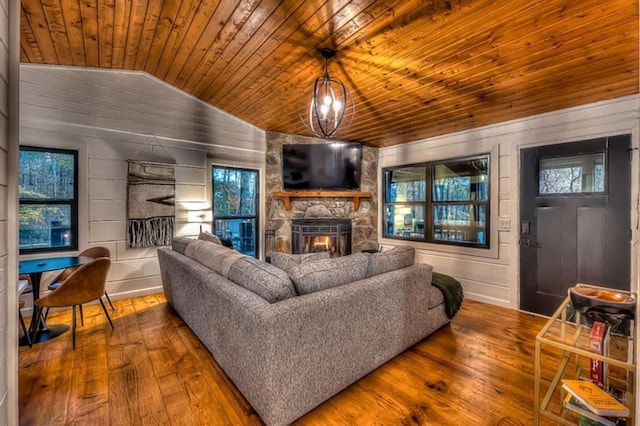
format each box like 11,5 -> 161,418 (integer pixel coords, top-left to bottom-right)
184,239 -> 244,277
288,253 -> 369,295
270,252 -> 331,273
365,246 -> 415,278
227,257 -> 297,303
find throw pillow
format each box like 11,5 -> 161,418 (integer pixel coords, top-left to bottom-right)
270,251 -> 331,273
171,236 -> 194,255
365,245 -> 415,277
288,253 -> 369,295
227,257 -> 297,303
198,231 -> 222,245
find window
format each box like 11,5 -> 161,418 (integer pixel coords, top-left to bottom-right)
538,152 -> 605,195
383,154 -> 490,248
19,146 -> 79,254
212,166 -> 259,257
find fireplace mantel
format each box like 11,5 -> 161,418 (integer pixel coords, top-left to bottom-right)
272,191 -> 372,211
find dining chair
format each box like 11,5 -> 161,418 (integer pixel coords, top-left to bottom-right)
35,257 -> 114,349
18,279 -> 31,348
45,246 -> 114,325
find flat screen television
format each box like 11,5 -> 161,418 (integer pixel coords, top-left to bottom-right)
282,143 -> 362,190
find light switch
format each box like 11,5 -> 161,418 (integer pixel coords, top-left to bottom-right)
498,216 -> 511,231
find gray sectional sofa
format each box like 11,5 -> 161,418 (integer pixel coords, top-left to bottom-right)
158,236 -> 451,426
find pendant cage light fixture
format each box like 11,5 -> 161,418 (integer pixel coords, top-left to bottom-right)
298,48 -> 355,138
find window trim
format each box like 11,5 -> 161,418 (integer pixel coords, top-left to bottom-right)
211,164 -> 260,258
383,153 -> 491,250
19,146 -> 79,255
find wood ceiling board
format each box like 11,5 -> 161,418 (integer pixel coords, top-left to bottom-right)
97,0 -> 115,67
78,0 -> 100,67
132,0 -> 163,70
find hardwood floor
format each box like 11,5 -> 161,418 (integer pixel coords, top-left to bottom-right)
19,295 -> 559,425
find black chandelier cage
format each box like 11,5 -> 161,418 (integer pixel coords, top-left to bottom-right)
298,48 -> 355,138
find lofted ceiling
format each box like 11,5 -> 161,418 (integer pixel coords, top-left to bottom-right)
20,0 -> 639,147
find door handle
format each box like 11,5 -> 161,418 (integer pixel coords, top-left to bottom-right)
519,239 -> 541,248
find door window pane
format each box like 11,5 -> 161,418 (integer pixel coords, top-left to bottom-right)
539,153 -> 605,194
385,167 -> 426,202
385,204 -> 425,238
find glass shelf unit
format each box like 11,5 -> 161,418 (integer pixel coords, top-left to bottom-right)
534,284 -> 636,425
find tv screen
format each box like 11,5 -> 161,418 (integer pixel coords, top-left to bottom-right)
282,143 -> 362,190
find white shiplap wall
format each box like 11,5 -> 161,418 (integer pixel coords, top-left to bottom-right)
379,95 -> 640,309
19,64 -> 265,305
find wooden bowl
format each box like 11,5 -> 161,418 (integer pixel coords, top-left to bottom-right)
569,286 -> 636,318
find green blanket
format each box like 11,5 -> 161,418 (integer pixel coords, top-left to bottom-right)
431,272 -> 464,319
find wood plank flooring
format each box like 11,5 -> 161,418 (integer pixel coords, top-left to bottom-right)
19,294 -> 561,425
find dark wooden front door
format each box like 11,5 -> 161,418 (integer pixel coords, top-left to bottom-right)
519,135 -> 631,315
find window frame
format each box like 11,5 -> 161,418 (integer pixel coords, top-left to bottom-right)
211,164 -> 260,258
383,153 -> 491,249
19,146 -> 79,255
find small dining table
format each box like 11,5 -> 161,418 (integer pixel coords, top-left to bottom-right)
19,256 -> 92,346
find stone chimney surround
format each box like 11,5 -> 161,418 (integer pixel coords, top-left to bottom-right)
265,131 -> 378,256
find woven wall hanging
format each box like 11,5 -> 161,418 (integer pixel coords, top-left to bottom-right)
127,160 -> 175,248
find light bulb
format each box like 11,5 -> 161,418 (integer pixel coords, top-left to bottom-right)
320,104 -> 329,116
333,101 -> 342,112
323,95 -> 332,105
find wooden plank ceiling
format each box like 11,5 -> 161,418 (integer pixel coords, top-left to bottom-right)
20,0 -> 639,147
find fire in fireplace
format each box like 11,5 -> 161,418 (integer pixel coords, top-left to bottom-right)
291,219 -> 352,257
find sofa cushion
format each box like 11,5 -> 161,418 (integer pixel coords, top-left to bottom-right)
365,246 -> 415,278
227,257 -> 297,303
288,253 -> 369,295
184,239 -> 244,277
198,230 -> 222,245
270,252 -> 331,273
171,236 -> 194,255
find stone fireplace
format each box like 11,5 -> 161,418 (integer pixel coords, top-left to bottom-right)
292,219 -> 352,257
265,131 -> 378,257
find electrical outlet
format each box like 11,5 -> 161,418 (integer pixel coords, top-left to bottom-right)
498,216 -> 511,231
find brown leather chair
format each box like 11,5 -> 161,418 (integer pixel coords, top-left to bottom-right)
18,279 -> 31,347
36,257 -> 114,349
46,246 -> 114,325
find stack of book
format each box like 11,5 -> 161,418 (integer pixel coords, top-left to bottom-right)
562,380 -> 629,426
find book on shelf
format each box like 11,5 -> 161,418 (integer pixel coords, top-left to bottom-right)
563,394 -> 626,426
561,380 -> 629,417
589,321 -> 609,388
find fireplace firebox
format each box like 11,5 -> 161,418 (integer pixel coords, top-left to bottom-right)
291,219 -> 352,257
